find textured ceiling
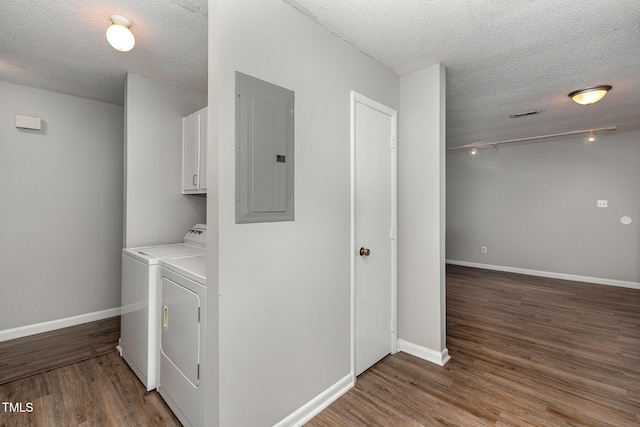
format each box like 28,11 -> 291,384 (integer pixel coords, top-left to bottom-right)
287,0 -> 640,147
1,0 -> 639,148
0,0 -> 208,106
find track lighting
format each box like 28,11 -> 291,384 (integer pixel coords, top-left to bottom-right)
448,126 -> 617,153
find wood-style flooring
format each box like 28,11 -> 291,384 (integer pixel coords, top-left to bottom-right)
1,267 -> 638,426
0,352 -> 180,427
0,317 -> 120,385
307,265 -> 640,426
0,316 -> 179,426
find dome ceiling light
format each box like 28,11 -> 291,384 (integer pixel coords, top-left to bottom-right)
106,15 -> 135,52
568,85 -> 612,105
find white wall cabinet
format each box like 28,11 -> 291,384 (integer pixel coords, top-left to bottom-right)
182,107 -> 207,194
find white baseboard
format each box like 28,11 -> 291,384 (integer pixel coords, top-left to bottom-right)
273,373 -> 354,427
0,307 -> 121,343
446,260 -> 640,290
397,339 -> 451,366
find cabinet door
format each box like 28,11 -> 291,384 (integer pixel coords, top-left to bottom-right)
198,108 -> 207,191
182,112 -> 201,193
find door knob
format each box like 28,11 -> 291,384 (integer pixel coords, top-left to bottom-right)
359,247 -> 371,256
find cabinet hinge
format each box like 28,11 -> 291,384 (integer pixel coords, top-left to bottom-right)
390,137 -> 396,148
390,227 -> 395,240
390,320 -> 396,332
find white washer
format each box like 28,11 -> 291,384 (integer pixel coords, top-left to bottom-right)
158,254 -> 206,427
120,224 -> 206,391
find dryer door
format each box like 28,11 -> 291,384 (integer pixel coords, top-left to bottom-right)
161,277 -> 201,386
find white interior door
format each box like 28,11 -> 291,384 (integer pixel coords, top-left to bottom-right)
352,92 -> 397,377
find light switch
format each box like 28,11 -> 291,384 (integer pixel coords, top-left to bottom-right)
597,200 -> 608,208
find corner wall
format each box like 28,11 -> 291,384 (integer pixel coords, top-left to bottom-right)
446,130 -> 640,286
397,64 -> 448,363
124,74 -> 207,248
0,81 -> 123,332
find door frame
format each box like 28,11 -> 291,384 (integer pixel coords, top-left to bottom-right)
350,91 -> 398,381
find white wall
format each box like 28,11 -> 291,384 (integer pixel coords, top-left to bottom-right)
124,74 -> 207,248
447,130 -> 640,286
397,65 -> 448,361
207,0 -> 399,425
0,81 -> 123,331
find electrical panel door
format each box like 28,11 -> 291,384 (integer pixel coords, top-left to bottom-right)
236,72 -> 294,223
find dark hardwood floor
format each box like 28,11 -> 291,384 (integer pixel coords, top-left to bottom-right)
307,265 -> 640,426
2,267 -> 639,426
0,351 -> 180,427
0,316 -> 179,426
0,317 -> 121,385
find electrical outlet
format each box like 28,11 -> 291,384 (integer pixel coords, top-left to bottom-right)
481,246 -> 487,254
597,200 -> 608,208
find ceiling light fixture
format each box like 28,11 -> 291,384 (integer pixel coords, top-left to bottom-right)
470,147 -> 477,155
106,15 -> 135,52
587,131 -> 596,142
568,85 -> 612,105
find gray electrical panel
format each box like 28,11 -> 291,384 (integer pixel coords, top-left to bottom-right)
236,72 -> 294,223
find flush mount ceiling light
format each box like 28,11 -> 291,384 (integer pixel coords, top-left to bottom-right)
568,85 -> 612,105
106,15 -> 135,52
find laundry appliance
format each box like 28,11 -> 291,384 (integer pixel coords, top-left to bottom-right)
120,224 -> 206,391
158,253 -> 207,427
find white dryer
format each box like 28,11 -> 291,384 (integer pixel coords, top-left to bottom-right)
158,254 -> 207,427
120,224 -> 206,391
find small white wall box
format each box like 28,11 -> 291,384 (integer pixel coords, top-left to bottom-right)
15,114 -> 42,131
